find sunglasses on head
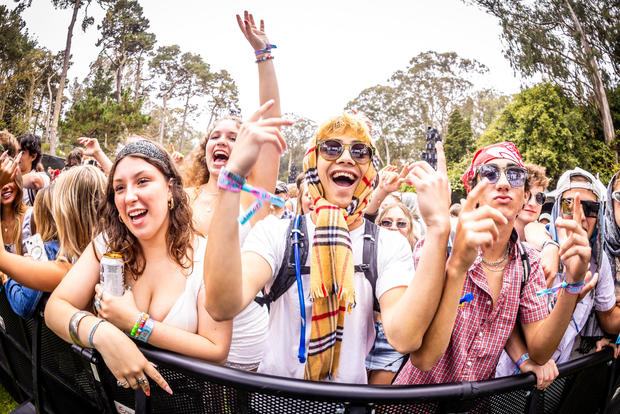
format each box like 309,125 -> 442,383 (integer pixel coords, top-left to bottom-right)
528,191 -> 546,205
379,219 -> 408,229
560,198 -> 600,218
476,164 -> 527,188
317,139 -> 374,165
612,190 -> 620,203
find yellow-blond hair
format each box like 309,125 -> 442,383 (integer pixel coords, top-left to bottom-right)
33,185 -> 57,242
315,112 -> 373,145
52,166 -> 106,262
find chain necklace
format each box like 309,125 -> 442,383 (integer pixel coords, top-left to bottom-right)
480,244 -> 510,269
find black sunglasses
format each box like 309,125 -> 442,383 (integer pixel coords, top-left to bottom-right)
560,198 -> 600,218
528,191 -> 546,205
612,191 -> 620,203
380,219 -> 408,229
317,139 -> 374,165
476,164 -> 527,188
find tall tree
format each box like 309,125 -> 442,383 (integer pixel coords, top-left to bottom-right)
444,109 -> 474,165
204,69 -> 240,132
96,0 -> 155,103
149,45 -> 186,144
468,0 -> 618,148
278,113 -> 317,182
177,52 -> 212,151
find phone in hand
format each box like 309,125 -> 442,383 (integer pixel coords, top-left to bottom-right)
24,234 -> 48,262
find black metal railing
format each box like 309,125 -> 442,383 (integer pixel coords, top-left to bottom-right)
0,292 -> 619,414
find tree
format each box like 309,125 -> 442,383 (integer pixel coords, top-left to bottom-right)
478,83 -> 615,185
149,45 -> 186,144
444,110 -> 474,165
459,89 -> 512,138
468,0 -> 618,148
96,0 -> 155,103
278,113 -> 317,182
204,69 -> 240,131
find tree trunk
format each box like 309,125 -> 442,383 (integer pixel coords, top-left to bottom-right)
564,0 -> 615,145
383,136 -> 391,166
43,76 -> 53,143
179,84 -> 192,152
159,95 -> 167,144
133,56 -> 142,101
33,94 -> 43,135
25,83 -> 36,129
115,53 -> 126,104
49,0 -> 81,155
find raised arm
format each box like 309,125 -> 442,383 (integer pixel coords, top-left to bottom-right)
409,180 -> 508,370
236,11 -> 282,225
77,137 -> 113,175
364,165 -> 407,218
204,102 -> 292,321
380,143 -> 451,354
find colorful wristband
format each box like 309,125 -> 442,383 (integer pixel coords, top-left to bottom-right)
514,352 -> 530,374
130,312 -> 148,338
254,43 -> 277,55
137,318 -> 154,343
255,55 -> 274,64
565,279 -> 585,294
218,168 -> 246,192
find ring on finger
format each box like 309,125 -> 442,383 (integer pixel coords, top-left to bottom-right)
117,380 -> 128,387
136,377 -> 148,385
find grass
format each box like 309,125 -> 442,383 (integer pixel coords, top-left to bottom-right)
0,384 -> 17,414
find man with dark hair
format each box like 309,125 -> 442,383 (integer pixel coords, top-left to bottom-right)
17,133 -> 49,206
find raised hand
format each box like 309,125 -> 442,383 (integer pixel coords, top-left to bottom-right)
555,193 -> 591,283
450,179 -> 508,273
237,10 -> 269,51
0,151 -> 21,189
226,100 -> 292,178
169,143 -> 185,167
378,165 -> 407,195
77,137 -> 102,158
405,142 -> 450,229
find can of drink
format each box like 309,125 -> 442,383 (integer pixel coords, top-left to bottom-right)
100,253 -> 124,296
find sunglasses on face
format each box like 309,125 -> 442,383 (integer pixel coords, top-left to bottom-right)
379,219 -> 408,229
560,198 -> 600,218
476,164 -> 527,188
317,139 -> 374,165
528,191 -> 546,205
612,190 -> 620,203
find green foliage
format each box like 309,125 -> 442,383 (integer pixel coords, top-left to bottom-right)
478,83 -> 615,186
61,90 -> 149,153
278,113 -> 317,182
444,110 -> 474,165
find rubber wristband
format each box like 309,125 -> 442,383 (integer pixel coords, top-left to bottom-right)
137,318 -> 154,343
89,319 -> 105,347
514,352 -> 530,374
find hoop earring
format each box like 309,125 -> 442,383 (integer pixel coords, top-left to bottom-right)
168,198 -> 174,210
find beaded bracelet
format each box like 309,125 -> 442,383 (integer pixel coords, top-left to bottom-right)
137,318 -> 154,343
255,55 -> 274,64
254,43 -> 277,55
514,352 -> 530,374
130,313 -> 148,338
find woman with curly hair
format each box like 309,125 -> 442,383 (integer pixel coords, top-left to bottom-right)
183,11 -> 279,371
45,140 -> 232,396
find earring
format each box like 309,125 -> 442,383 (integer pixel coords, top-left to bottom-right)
119,215 -> 123,223
168,197 -> 174,210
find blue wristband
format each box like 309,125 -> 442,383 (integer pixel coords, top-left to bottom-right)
89,319 -> 105,348
514,352 -> 530,374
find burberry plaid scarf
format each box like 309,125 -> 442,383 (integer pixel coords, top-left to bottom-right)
301,127 -> 378,381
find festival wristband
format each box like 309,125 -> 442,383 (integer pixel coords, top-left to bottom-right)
218,168 -> 246,192
130,313 -> 148,338
536,279 -> 584,296
239,199 -> 263,225
137,318 -> 154,343
564,279 -> 585,294
254,43 -> 277,55
616,333 -> 620,345
242,183 -> 285,208
514,352 -> 530,374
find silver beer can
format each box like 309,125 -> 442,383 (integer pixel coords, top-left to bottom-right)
100,253 -> 124,296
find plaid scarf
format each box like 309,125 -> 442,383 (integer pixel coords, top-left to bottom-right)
301,140 -> 378,381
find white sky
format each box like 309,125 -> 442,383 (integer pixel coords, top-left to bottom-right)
15,0 -> 525,132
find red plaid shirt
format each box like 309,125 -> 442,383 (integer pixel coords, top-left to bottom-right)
393,235 -> 549,385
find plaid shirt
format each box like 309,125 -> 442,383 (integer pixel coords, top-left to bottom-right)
394,233 -> 549,384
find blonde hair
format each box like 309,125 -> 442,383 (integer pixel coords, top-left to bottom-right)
52,166 -> 106,262
376,201 -> 419,249
315,112 -> 373,145
33,185 -> 57,242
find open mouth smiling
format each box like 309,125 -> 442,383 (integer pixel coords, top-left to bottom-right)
331,171 -> 358,188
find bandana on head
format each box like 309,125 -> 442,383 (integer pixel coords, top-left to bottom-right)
301,120 -> 378,381
461,142 -> 525,193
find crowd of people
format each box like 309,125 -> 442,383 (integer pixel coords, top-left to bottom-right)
0,10 -> 618,400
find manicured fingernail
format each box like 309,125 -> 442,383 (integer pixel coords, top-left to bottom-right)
145,390 -> 150,397
165,385 -> 173,395
149,362 -> 158,368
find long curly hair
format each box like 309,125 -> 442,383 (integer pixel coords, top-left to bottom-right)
184,116 -> 242,188
3,171 -> 28,255
97,141 -> 195,279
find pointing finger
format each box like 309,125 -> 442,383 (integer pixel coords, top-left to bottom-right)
435,141 -> 447,175
462,179 -> 490,213
247,100 -> 275,123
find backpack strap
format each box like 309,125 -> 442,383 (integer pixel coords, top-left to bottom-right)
517,241 -> 531,296
254,215 -> 309,307
358,219 -> 380,312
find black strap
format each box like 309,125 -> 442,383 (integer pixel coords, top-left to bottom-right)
517,241 -> 530,296
256,217 -> 380,311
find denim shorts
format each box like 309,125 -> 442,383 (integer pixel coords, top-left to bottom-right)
365,321 -> 405,372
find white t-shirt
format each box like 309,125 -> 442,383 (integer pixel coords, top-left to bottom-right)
22,171 -> 50,206
242,214 -> 414,384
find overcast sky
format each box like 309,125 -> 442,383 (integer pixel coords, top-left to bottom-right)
16,0 -> 525,132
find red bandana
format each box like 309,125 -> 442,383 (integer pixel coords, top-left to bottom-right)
461,142 -> 524,193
